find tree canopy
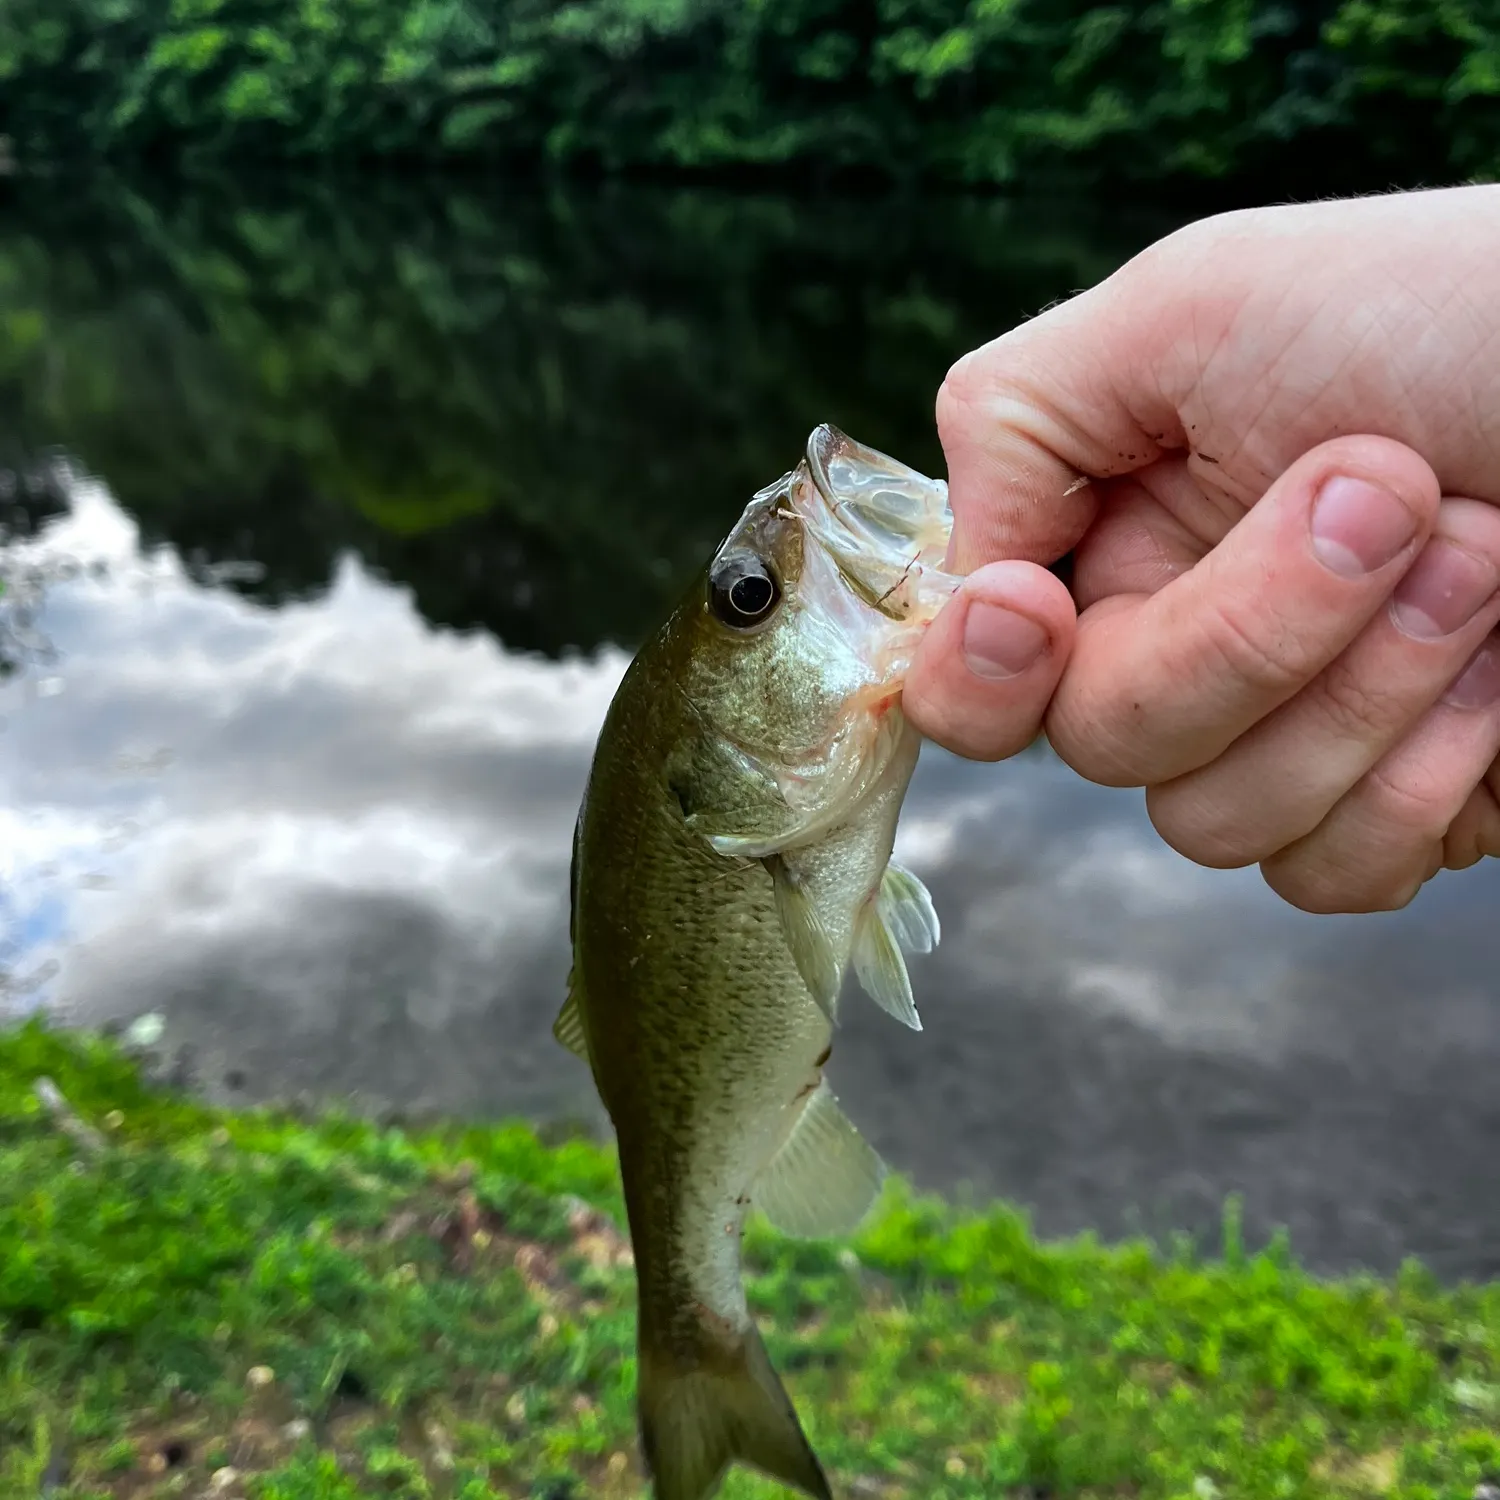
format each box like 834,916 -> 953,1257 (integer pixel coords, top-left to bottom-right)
2,1 -> 1496,192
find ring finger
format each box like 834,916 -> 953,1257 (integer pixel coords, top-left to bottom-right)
1261,630 -> 1500,912
1148,497 -> 1500,867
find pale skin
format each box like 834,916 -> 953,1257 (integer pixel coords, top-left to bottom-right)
903,184 -> 1500,914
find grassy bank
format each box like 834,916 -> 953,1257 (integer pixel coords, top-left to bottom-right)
2,1022 -> 1498,1500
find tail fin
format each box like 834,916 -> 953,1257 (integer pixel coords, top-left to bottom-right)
637,1321 -> 833,1500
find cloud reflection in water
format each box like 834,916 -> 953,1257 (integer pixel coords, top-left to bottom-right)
5,474 -> 1500,1278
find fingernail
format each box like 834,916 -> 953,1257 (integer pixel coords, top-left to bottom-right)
963,600 -> 1048,680
1444,636 -> 1500,709
1310,475 -> 1419,577
1391,541 -> 1498,640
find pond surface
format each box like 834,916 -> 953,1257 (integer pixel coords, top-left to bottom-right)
2,175 -> 1497,1281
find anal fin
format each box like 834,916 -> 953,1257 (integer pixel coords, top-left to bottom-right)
753,1078 -> 886,1238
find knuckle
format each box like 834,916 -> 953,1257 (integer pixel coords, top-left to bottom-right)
1195,597 -> 1314,701
1442,782 -> 1500,870
1146,782 -> 1264,870
1364,756 -> 1457,840
1259,858 -> 1342,913
1260,765 -> 1453,912
1261,849 -> 1424,915
935,355 -> 987,441
1311,658 -> 1408,744
1044,696 -> 1151,787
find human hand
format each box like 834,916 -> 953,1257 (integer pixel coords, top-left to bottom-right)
904,185 -> 1500,913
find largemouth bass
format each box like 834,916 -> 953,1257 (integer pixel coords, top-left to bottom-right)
554,425 -> 959,1500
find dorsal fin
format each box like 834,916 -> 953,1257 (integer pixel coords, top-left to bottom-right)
552,987 -> 588,1058
554,801 -> 590,1059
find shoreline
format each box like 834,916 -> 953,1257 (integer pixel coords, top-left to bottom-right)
4,1021 -> 1498,1499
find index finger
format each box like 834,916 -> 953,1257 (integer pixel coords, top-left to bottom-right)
936,276 -> 1174,572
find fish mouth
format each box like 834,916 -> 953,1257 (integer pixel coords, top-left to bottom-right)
793,424 -> 958,621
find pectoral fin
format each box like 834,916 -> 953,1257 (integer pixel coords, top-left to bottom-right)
765,855 -> 841,1023
852,894 -> 920,1032
878,860 -> 940,954
753,1078 -> 886,1238
849,860 -> 938,1031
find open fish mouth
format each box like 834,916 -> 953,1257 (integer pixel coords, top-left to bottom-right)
790,424 -> 959,622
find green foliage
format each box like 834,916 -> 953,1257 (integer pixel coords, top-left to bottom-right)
5,1017 -> 1500,1498
0,0 -> 1495,190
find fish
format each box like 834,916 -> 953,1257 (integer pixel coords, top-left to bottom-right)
553,424 -> 960,1500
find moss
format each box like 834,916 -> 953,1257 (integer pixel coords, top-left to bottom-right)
2,1018 -> 1497,1499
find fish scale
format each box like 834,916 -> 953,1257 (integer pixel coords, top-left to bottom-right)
554,425 -> 959,1500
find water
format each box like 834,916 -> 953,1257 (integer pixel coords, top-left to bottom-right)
3,174 -> 1497,1281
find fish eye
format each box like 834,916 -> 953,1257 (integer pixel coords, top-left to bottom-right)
709,554 -> 781,629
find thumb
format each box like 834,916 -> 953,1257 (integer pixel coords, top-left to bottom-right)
936,276 -> 1179,573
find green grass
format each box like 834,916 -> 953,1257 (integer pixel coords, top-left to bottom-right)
2,1021 -> 1498,1500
